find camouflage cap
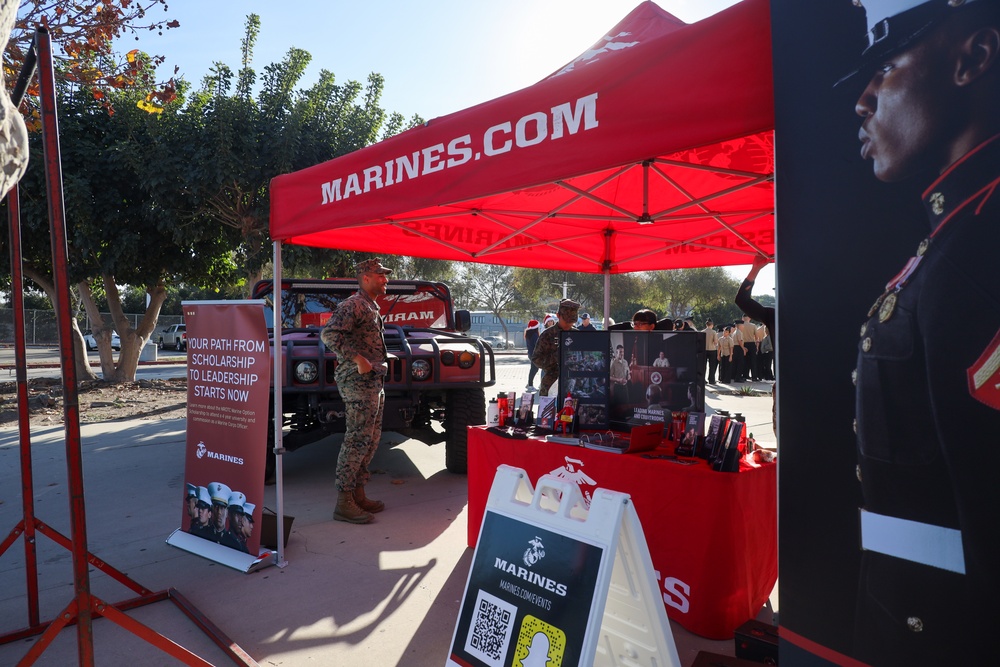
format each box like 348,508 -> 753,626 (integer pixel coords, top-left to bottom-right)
557,298 -> 581,315
355,258 -> 393,277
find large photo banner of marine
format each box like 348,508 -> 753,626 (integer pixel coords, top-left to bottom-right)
773,1 -> 1000,665
448,511 -> 605,667
180,301 -> 270,556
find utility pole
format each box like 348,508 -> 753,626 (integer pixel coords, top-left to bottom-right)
550,281 -> 575,299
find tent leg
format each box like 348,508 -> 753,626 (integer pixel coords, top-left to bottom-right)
271,240 -> 288,568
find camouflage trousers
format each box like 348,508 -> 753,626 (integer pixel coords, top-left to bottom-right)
336,372 -> 385,492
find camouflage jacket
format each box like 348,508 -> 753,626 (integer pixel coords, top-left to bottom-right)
321,290 -> 387,366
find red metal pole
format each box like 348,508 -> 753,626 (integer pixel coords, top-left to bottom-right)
1,25 -> 257,667
34,26 -> 95,666
5,184 -> 41,627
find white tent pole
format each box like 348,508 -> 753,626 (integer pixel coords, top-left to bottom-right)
603,229 -> 612,327
272,240 -> 288,567
604,272 -> 611,328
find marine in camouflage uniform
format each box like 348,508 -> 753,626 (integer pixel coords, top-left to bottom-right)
321,258 -> 392,524
531,299 -> 580,396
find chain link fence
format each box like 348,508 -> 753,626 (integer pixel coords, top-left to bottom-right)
0,309 -> 183,346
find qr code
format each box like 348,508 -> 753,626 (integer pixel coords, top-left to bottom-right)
464,590 -> 517,667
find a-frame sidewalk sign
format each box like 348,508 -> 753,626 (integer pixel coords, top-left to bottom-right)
447,464 -> 680,667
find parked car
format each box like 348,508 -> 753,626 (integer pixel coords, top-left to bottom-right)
157,323 -> 187,351
484,335 -> 515,350
83,329 -> 121,351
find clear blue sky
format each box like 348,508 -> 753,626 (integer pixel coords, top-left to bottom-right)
124,0 -> 772,292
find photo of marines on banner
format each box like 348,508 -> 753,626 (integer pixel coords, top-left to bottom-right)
183,481 -> 257,555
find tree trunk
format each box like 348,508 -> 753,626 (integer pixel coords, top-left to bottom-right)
22,267 -> 99,381
78,276 -> 168,382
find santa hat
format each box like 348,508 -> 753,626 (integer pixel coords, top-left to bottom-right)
526,319 -> 540,330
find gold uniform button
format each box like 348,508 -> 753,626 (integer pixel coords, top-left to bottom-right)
862,337 -> 872,352
856,464 -> 862,482
907,616 -> 924,633
860,322 -> 868,337
853,418 -> 857,434
851,369 -> 858,386
929,191 -> 945,215
917,238 -> 929,256
878,293 -> 897,323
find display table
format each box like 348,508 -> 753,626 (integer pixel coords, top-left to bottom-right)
467,426 -> 777,639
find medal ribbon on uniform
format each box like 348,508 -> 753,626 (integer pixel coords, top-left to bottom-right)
885,255 -> 922,293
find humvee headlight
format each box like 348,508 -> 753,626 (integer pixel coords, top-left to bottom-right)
294,361 -> 319,383
411,359 -> 431,381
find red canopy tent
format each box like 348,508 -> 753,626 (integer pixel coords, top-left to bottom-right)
269,0 -> 774,274
264,0 -> 774,571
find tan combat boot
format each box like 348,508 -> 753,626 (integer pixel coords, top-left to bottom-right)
354,486 -> 385,513
334,490 -> 373,524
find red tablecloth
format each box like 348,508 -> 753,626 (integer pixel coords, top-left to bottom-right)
467,427 -> 777,639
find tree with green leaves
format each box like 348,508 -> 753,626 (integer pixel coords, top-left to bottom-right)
7,1 -> 180,129
457,264 -> 520,340
3,14 -> 417,381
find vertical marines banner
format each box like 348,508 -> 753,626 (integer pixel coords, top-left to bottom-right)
178,300 -> 270,558
773,1 -> 1000,664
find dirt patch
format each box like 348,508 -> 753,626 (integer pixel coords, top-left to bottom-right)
0,377 -> 189,426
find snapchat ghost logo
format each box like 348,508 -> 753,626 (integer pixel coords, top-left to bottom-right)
513,615 -> 565,667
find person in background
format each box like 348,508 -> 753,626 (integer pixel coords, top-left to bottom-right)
718,326 -> 734,384
704,319 -> 719,384
735,254 -> 775,425
757,324 -> 774,381
631,309 -> 657,331
578,313 -> 597,331
730,320 -> 746,381
524,318 -> 542,391
531,299 -> 580,396
737,314 -> 760,381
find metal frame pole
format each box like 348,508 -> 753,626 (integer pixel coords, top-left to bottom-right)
0,26 -> 259,667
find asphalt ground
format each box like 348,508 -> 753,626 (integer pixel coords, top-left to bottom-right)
0,352 -> 776,666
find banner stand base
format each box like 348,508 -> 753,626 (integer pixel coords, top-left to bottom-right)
167,529 -> 277,573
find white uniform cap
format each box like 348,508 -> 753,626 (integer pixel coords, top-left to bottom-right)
228,491 -> 247,513
196,486 -> 212,506
185,482 -> 197,498
207,481 -> 232,506
242,502 -> 256,520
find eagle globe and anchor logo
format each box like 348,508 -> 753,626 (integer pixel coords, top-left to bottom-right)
195,441 -> 207,459
523,536 -> 546,567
